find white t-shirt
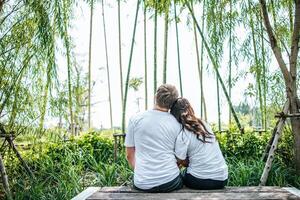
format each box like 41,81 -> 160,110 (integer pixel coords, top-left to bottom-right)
175,123 -> 228,181
125,110 -> 182,190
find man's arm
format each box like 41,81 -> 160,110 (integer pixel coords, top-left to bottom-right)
126,147 -> 135,169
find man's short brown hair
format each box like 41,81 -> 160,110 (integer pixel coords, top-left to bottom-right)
155,84 -> 179,109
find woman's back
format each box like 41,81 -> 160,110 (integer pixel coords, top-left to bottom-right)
175,123 -> 228,181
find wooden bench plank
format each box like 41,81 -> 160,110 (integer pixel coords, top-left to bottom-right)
87,192 -> 299,200
71,187 -> 100,200
74,186 -> 300,200
99,186 -> 288,193
283,187 -> 300,198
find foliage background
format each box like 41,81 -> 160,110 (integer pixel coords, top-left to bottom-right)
2,128 -> 299,199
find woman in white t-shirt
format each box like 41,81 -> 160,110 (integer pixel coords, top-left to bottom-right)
170,98 -> 228,190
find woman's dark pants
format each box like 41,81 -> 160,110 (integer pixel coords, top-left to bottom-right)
183,172 -> 227,190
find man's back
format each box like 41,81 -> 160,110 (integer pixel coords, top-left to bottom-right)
125,110 -> 181,190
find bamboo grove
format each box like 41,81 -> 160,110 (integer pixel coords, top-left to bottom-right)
0,0 -> 300,177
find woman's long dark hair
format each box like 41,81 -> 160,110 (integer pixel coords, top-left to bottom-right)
170,98 -> 213,143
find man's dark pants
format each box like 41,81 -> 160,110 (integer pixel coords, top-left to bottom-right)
134,174 -> 183,193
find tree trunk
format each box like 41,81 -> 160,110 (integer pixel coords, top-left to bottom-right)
292,116 -> 300,175
102,0 -> 113,129
0,0 -> 4,13
122,0 -> 140,133
259,0 -> 300,174
88,0 -> 93,129
288,0 -> 294,33
162,0 -> 169,84
144,0 -> 148,110
290,1 -> 300,174
174,2 -> 183,96
153,0 -> 158,93
118,0 -> 124,108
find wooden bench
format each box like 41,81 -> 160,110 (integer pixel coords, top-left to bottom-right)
72,186 -> 300,200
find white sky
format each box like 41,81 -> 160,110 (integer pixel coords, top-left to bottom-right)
54,0 -> 274,129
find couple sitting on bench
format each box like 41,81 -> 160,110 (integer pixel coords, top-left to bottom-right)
125,84 -> 228,193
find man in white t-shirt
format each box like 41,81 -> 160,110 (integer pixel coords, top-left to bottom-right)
125,84 -> 183,192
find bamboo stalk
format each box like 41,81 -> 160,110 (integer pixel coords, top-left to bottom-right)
122,0 -> 140,133
62,0 -> 74,134
102,0 -> 113,129
228,0 -> 232,125
248,0 -> 264,129
88,0 -> 93,129
144,0 -> 148,110
260,11 -> 267,130
163,0 -> 170,84
191,1 -> 203,117
153,0 -> 158,93
217,78 -> 221,131
185,0 -> 244,133
174,1 -> 183,96
200,0 -> 207,120
118,0 -> 124,107
211,1 -> 221,131
65,30 -> 74,134
39,67 -> 50,131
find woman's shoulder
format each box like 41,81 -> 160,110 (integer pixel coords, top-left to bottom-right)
201,121 -> 215,135
180,128 -> 197,140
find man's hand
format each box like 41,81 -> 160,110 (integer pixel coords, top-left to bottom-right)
126,147 -> 135,169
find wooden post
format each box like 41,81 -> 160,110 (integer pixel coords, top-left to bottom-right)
113,133 -> 118,162
113,133 -> 126,162
0,153 -> 12,200
262,119 -> 280,161
260,100 -> 289,186
7,136 -> 35,179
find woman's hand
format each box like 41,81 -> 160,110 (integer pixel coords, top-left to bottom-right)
177,158 -> 189,168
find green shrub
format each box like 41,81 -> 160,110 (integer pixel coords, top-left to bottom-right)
5,129 -> 299,199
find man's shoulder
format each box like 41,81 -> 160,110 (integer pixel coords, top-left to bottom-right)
129,110 -> 180,126
129,110 -> 149,123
